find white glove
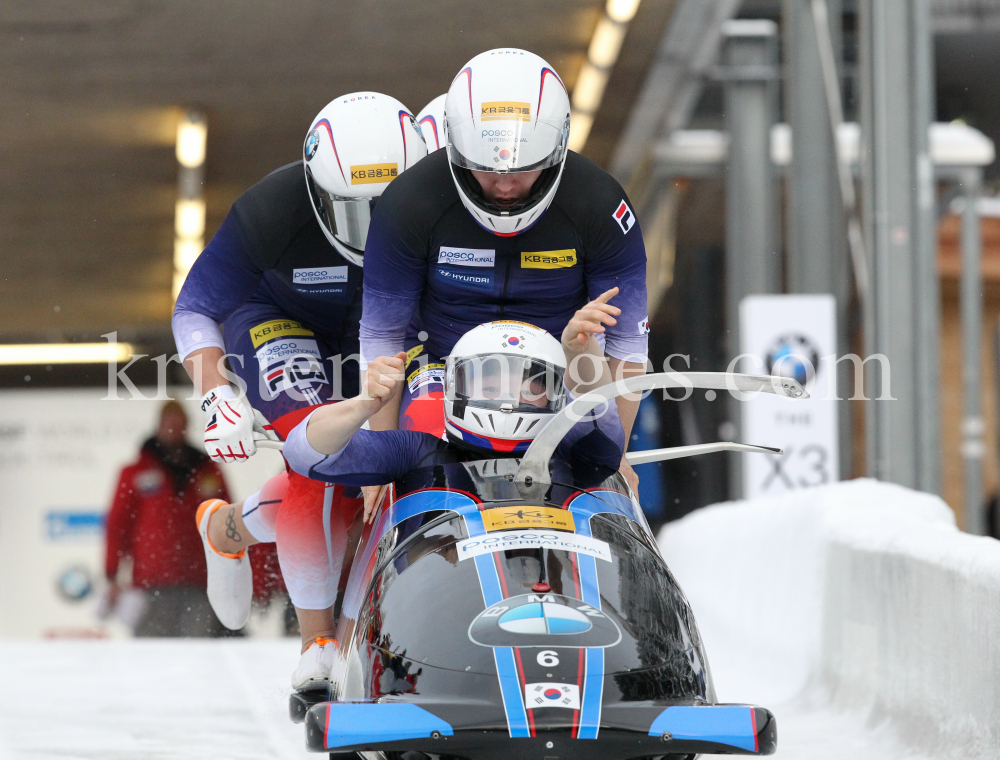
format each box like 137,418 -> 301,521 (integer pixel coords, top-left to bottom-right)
201,386 -> 257,463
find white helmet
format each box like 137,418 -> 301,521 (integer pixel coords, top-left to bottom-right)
303,92 -> 427,266
416,94 -> 447,152
444,321 -> 567,455
444,49 -> 571,236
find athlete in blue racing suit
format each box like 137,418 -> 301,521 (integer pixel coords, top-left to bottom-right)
172,93 -> 427,692
358,50 -> 649,489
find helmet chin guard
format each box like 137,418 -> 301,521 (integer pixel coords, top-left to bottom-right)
303,92 -> 427,265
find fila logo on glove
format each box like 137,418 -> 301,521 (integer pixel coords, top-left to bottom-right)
613,200 -> 636,234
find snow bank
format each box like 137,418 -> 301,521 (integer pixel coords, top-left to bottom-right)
659,479 -> 1000,759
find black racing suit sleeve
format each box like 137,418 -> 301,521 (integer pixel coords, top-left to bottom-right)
173,164 -> 311,326
174,211 -> 264,325
558,152 -> 649,362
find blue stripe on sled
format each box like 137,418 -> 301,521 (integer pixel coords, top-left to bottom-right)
324,703 -> 453,748
648,705 -> 757,752
573,505 -> 606,740
472,553 -> 503,606
470,537 -> 530,738
493,646 -> 531,738
578,646 -> 604,739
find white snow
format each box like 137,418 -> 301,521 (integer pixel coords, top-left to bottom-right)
0,640 -> 313,760
660,478 -> 1000,760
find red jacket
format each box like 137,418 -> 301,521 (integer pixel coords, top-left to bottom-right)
105,439 -> 230,589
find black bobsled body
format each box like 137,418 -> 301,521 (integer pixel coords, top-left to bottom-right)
299,458 -> 777,759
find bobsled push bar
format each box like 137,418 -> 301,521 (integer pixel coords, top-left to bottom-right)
625,440 -> 782,465
306,700 -> 777,757
516,371 -> 806,497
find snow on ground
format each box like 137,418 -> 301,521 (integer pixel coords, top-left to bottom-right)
0,638 -> 932,760
0,640 -> 312,760
658,479 -> 957,760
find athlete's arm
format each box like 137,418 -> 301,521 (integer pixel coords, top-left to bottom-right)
561,287 -> 619,396
302,353 -> 406,455
581,186 -> 649,486
608,357 -> 646,440
172,213 -> 266,394
286,423 -> 437,489
556,397 -> 626,477
182,347 -> 229,397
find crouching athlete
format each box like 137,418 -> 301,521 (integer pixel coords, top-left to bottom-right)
285,289 -> 625,512
175,92 -> 427,691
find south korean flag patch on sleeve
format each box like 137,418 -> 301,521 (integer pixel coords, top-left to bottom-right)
613,199 -> 635,234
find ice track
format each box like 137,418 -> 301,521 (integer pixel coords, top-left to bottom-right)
4,478 -> 993,760
0,640 -> 312,760
0,639 -> 929,760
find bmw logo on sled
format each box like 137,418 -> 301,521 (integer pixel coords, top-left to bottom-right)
286,371 -> 805,759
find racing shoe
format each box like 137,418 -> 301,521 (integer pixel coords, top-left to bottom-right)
196,499 -> 252,630
292,637 -> 337,692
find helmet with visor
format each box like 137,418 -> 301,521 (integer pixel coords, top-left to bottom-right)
444,49 -> 570,236
303,92 -> 427,266
444,322 -> 567,454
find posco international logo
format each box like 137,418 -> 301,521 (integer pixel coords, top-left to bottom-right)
438,247 -> 496,267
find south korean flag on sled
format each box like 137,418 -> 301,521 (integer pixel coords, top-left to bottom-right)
524,682 -> 581,710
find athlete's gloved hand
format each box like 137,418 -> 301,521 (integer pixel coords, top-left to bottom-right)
252,410 -> 281,449
201,386 -> 257,463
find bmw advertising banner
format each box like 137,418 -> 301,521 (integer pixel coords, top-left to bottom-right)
739,294 -> 838,499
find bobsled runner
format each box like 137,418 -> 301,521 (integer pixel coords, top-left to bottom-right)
282,372 -> 804,759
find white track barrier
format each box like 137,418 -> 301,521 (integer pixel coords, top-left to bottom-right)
658,479 -> 1000,759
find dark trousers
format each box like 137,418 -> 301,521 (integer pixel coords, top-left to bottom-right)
133,586 -> 241,638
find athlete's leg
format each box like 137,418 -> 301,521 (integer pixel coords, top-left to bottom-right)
218,304 -> 362,662
206,471 -> 288,554
273,474 -> 363,648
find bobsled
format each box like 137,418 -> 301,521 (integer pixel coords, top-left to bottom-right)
288,372 -> 805,759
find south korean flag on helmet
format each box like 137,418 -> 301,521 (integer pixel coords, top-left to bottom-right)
444,321 -> 567,455
444,49 -> 571,237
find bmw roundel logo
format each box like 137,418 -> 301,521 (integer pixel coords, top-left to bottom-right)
765,334 -> 820,386
469,593 -> 621,649
304,129 -> 320,161
56,565 -> 93,602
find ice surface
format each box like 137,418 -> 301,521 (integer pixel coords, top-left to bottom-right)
0,640 -> 313,760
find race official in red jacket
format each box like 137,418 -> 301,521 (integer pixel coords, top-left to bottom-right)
104,401 -> 235,636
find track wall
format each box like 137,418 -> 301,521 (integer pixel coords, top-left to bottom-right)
659,479 -> 1000,758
